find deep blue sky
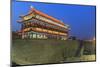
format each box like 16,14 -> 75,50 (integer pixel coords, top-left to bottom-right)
12,1 -> 96,40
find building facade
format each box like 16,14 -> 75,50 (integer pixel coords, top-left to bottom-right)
17,6 -> 69,40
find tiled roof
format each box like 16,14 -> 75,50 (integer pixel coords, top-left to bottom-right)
30,7 -> 65,25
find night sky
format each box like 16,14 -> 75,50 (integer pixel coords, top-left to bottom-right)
12,1 -> 96,40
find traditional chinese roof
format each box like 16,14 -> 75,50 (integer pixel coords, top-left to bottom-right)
30,7 -> 65,25
19,7 -> 66,26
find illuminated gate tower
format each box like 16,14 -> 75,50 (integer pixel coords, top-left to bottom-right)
17,6 -> 69,40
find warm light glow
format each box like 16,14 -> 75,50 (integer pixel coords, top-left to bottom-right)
23,28 -> 30,32
43,29 -> 47,32
23,13 -> 35,21
35,14 -> 68,28
93,37 -> 95,40
36,28 -> 42,31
